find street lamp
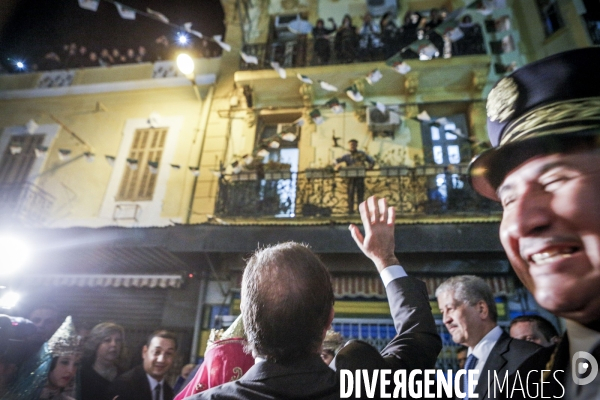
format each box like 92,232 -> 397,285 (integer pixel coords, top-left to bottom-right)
0,235 -> 31,276
176,53 -> 200,101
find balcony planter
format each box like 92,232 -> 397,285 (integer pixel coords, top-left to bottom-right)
379,166 -> 410,177
305,168 -> 334,179
339,166 -> 366,178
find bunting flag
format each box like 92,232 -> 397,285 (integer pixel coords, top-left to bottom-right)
268,140 -> 280,149
213,35 -> 232,52
35,145 -> 48,158
417,110 -> 432,122
126,158 -> 139,170
409,39 -> 439,59
372,101 -> 386,114
78,0 -> 100,11
210,169 -> 222,177
147,8 -> 169,23
293,116 -> 305,126
326,97 -> 344,114
366,69 -> 382,85
84,152 -> 95,163
148,160 -> 159,174
9,144 -> 22,155
58,149 -> 72,161
319,80 -> 338,92
256,148 -> 270,158
310,109 -> 324,125
25,119 -> 38,134
270,62 -> 287,79
170,164 -> 181,170
467,0 -> 496,15
115,2 -> 136,20
243,154 -> 254,165
241,52 -> 258,65
297,74 -> 313,84
395,62 -> 411,74
105,155 -> 116,166
281,131 -> 297,142
189,166 -> 200,176
183,22 -> 203,38
435,20 -> 464,42
436,117 -> 449,126
345,85 -> 364,102
148,112 -> 161,128
386,53 -> 411,74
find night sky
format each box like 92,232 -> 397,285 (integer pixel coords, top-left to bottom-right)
0,0 -> 225,71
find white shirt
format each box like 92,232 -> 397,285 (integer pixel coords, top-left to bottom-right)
469,325 -> 504,372
146,374 -> 165,400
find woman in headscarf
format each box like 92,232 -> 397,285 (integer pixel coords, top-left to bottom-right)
1,316 -> 82,400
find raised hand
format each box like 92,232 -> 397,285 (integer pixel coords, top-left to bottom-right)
349,196 -> 399,272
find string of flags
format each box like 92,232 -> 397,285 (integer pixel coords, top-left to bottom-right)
76,0 -> 233,53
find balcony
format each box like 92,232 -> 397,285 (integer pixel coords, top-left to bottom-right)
214,165 -> 501,220
0,182 -> 55,226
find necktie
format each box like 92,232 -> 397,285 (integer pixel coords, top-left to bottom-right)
153,383 -> 161,400
463,354 -> 478,400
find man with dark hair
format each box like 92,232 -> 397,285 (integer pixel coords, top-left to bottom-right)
509,315 -> 559,347
335,139 -> 375,214
107,330 -> 177,400
435,275 -> 541,399
28,306 -> 61,342
189,196 -> 441,399
469,46 -> 600,398
456,346 -> 468,370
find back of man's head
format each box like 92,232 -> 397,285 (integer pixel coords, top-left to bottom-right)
436,275 -> 498,323
242,242 -> 334,362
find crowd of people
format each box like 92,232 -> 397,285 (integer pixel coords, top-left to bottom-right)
26,36 -> 220,72
2,45 -> 600,399
311,10 -> 485,65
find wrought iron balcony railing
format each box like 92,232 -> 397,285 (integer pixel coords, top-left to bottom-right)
214,165 -> 501,219
0,182 -> 55,225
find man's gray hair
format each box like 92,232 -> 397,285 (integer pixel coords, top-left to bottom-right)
435,275 -> 498,322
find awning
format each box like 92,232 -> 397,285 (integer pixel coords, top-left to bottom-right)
25,274 -> 184,289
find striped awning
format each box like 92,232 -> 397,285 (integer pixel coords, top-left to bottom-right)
25,274 -> 184,289
331,275 -> 515,299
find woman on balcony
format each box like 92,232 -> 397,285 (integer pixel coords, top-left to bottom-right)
312,18 -> 337,65
335,14 -> 358,63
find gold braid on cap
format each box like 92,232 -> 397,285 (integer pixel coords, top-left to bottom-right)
487,77 -> 519,123
47,316 -> 82,357
500,97 -> 600,145
323,329 -> 344,352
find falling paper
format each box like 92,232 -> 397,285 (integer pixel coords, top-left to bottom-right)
297,74 -> 313,84
241,52 -> 258,65
270,62 -> 287,79
310,109 -> 324,125
126,158 -> 139,170
84,152 -> 95,163
366,69 -> 383,85
35,146 -> 48,158
281,132 -> 297,141
326,98 -> 344,114
105,155 -> 116,166
213,35 -> 231,52
26,119 -> 38,134
319,80 -> 338,92
346,86 -> 364,102
184,22 -> 203,38
189,167 -> 200,176
148,112 -> 162,128
417,110 -> 431,121
115,2 -> 136,20
374,101 -> 386,114
78,0 -> 100,11
394,62 -> 412,75
257,148 -> 270,158
58,149 -> 72,161
147,8 -> 169,23
293,116 -> 305,126
148,160 -> 159,174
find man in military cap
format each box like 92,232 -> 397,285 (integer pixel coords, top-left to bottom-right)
469,46 -> 600,399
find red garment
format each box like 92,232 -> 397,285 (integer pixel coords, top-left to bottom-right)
175,338 -> 254,399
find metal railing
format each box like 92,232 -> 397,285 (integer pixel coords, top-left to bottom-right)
0,182 -> 55,225
214,165 -> 501,218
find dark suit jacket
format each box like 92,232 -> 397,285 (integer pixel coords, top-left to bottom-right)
189,276 -> 442,399
106,365 -> 174,400
472,331 -> 543,400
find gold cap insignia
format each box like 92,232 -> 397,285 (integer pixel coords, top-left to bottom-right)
487,77 -> 519,123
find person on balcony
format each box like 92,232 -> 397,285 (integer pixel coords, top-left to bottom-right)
380,12 -> 399,60
334,15 -> 358,64
358,13 -> 383,61
312,18 -> 336,65
334,139 -> 375,214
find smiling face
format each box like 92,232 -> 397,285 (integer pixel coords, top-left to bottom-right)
48,355 -> 79,389
142,337 -> 176,381
498,149 -> 600,324
96,332 -> 122,364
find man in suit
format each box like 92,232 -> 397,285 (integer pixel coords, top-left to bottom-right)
436,275 -> 541,399
509,315 -> 559,347
189,196 -> 441,399
107,330 -> 177,400
468,46 -> 600,398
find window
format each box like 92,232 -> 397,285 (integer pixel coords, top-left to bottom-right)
536,0 -> 564,37
116,127 -> 167,201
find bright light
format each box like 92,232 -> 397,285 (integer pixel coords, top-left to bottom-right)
0,291 -> 20,310
176,53 -> 195,76
15,61 -> 24,69
177,33 -> 189,45
0,235 -> 31,275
